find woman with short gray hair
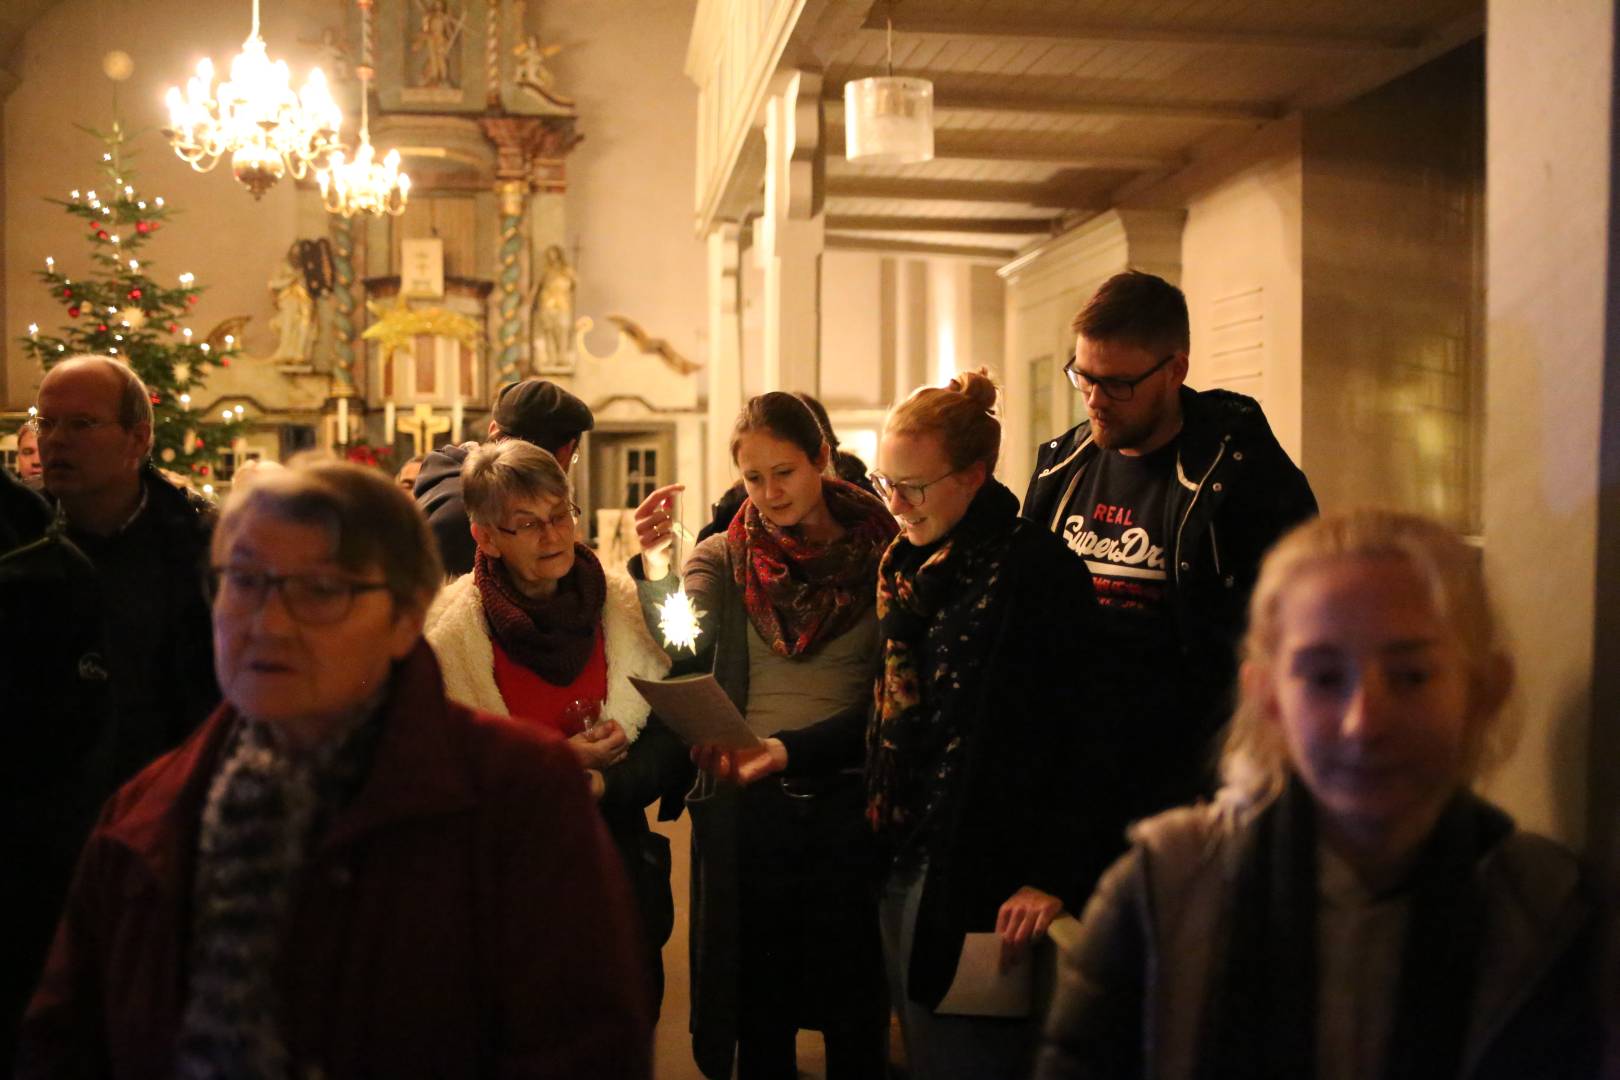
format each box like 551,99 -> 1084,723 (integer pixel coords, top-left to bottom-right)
426,438 -> 690,1018
20,456 -> 652,1077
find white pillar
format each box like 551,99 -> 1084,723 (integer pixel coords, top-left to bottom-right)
892,259 -> 929,403
707,222 -> 744,497
1481,0 -> 1620,867
759,69 -> 824,395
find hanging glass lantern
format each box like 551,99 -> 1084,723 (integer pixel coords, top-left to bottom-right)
844,76 -> 934,164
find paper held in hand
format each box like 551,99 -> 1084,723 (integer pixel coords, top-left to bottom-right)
628,673 -> 761,749
933,914 -> 1082,1018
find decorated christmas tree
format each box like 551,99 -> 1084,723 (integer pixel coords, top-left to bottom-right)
19,120 -> 244,489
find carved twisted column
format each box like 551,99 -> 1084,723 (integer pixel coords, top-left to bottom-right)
479,116 -> 583,388
328,211 -> 359,394
494,180 -> 527,384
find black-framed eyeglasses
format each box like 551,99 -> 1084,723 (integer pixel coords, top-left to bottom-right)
867,469 -> 958,506
1063,352 -> 1176,401
33,414 -> 122,438
494,502 -> 582,539
207,566 -> 391,626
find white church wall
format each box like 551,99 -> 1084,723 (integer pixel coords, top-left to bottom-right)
3,0 -> 708,428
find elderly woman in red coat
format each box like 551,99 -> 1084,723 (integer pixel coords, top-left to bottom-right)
17,458 -> 652,1080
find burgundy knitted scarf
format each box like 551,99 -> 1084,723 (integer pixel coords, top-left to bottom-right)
726,477 -> 898,657
474,542 -> 606,685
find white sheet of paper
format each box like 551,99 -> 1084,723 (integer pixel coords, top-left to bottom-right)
628,673 -> 761,750
934,932 -> 1034,1018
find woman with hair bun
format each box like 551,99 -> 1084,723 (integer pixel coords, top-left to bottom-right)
867,369 -> 1121,1079
632,392 -> 897,1079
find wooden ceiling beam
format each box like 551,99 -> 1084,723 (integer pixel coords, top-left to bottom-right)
825,215 -> 1054,235
857,15 -> 1420,53
825,77 -> 1276,125
825,235 -> 1017,262
825,176 -> 1105,209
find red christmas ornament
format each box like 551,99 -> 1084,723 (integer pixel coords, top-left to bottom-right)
98,323 -> 108,332
186,295 -> 197,306
168,323 -> 179,333
67,306 -> 80,318
220,357 -> 231,367
136,221 -> 152,234
198,464 -> 210,476
96,230 -> 108,241
149,393 -> 160,404
61,287 -> 73,298
128,288 -> 142,300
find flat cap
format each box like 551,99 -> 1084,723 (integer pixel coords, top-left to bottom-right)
492,379 -> 594,448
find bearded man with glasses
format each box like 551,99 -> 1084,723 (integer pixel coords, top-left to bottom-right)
1023,271 -> 1316,820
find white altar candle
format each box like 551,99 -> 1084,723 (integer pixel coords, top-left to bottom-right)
451,396 -> 464,442
336,397 -> 349,444
384,401 -> 396,444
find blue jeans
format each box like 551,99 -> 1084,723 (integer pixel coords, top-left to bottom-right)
878,863 -> 1037,1080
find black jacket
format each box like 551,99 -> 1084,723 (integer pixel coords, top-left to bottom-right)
1023,387 -> 1316,809
900,485 -> 1125,1008
414,443 -> 477,576
0,474 -> 111,1066
0,465 -> 215,1065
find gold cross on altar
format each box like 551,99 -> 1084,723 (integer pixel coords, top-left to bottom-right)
400,404 -> 452,457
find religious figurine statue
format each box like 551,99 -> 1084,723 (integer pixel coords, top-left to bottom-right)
300,26 -> 354,85
413,0 -> 462,89
511,0 -> 574,109
268,252 -> 316,364
514,36 -> 573,109
532,245 -> 577,372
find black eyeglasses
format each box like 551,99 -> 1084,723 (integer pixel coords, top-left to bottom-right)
34,414 -> 123,438
1063,352 -> 1176,402
494,502 -> 582,539
867,469 -> 958,506
207,566 -> 391,626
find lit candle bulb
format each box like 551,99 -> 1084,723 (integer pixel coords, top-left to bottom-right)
28,323 -> 38,337
44,256 -> 54,270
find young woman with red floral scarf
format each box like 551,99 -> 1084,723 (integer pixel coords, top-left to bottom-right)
632,393 -> 898,1080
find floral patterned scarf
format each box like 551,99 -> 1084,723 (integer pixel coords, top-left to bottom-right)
865,481 -> 1019,865
726,477 -> 897,657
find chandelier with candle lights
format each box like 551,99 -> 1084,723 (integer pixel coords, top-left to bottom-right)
162,0 -> 343,199
318,0 -> 410,217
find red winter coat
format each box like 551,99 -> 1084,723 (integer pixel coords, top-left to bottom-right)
17,641 -> 653,1079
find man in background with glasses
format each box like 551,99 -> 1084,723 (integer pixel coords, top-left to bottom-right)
1023,271 -> 1315,819
4,355 -> 217,1066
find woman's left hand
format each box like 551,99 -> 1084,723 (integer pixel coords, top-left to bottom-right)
995,886 -> 1064,972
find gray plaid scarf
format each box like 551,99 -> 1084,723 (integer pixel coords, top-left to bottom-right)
173,710 -> 382,1079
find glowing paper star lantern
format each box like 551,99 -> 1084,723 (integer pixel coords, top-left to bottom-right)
657,589 -> 705,652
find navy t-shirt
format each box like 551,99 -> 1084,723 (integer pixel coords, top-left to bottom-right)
1057,439 -> 1178,636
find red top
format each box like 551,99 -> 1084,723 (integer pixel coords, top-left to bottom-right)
492,627 -> 608,736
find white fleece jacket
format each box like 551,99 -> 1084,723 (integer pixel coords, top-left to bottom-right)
423,567 -> 672,740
